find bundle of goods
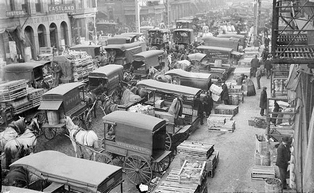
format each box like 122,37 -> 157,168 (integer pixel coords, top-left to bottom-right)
0,80 -> 44,115
228,93 -> 244,105
207,115 -> 236,132
55,50 -> 96,82
210,84 -> 223,102
120,89 -> 142,107
128,104 -> 155,116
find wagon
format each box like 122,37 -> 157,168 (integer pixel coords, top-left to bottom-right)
10,150 -> 123,193
102,111 -> 172,184
173,29 -> 194,49
37,82 -> 93,139
3,61 -> 53,89
88,64 -> 124,96
136,79 -> 202,150
132,50 -> 164,79
148,28 -> 171,49
165,69 -> 212,91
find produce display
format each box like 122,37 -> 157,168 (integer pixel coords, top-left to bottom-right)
179,160 -> 206,185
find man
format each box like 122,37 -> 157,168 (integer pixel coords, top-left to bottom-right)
259,87 -> 267,116
204,92 -> 213,117
221,83 -> 229,105
256,67 -> 262,89
264,58 -> 272,79
197,97 -> 205,125
276,136 -> 291,190
250,55 -> 259,77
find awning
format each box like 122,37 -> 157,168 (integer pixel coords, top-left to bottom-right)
38,101 -> 62,110
231,51 -> 244,56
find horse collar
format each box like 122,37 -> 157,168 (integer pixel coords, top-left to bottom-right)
73,129 -> 81,139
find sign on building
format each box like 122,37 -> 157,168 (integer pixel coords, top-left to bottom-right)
48,4 -> 75,14
6,10 -> 26,17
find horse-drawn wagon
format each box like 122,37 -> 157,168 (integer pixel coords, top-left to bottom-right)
8,150 -> 123,193
37,82 -> 95,139
102,111 -> 172,185
136,79 -> 202,150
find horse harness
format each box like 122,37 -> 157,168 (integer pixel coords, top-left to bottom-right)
72,128 -> 91,147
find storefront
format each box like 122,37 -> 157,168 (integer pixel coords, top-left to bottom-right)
18,13 -> 71,60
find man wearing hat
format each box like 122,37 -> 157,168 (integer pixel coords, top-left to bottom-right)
259,87 -> 267,116
276,136 -> 291,189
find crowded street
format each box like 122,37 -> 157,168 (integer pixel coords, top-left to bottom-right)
1,0 -> 314,192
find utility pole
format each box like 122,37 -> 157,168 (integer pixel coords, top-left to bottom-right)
253,0 -> 261,44
167,0 -> 170,29
135,0 -> 140,33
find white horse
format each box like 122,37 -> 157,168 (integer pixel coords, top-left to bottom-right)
62,116 -> 99,160
4,118 -> 40,168
0,117 -> 27,153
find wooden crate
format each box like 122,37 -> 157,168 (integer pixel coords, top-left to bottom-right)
27,88 -> 44,100
255,134 -> 268,154
210,114 -> 233,120
0,80 -> 27,93
251,166 -> 275,181
177,141 -> 215,160
13,101 -> 33,115
178,160 -> 206,185
229,85 -> 243,93
0,88 -> 27,102
214,104 -> 239,116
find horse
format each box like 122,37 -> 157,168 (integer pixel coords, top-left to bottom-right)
100,95 -> 119,115
0,117 -> 27,153
3,166 -> 30,188
4,117 -> 40,169
62,116 -> 99,160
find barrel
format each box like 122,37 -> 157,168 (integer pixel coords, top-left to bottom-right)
265,178 -> 283,193
47,111 -> 59,125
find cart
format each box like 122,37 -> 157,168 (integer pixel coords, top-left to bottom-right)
36,82 -> 93,139
10,150 -> 123,193
102,111 -> 172,185
136,79 -> 202,151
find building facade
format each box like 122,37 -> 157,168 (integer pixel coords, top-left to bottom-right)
0,0 -> 97,63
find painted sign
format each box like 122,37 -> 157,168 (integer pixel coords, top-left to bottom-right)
48,4 -> 75,13
6,10 -> 26,17
22,14 -> 68,26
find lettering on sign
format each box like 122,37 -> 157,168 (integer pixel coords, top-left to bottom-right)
6,10 -> 26,17
48,4 -> 75,13
65,95 -> 79,107
108,75 -> 119,83
116,142 -> 151,154
23,14 -> 67,25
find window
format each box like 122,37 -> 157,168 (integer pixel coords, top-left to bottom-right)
9,0 -> 15,11
22,0 -> 30,14
36,0 -> 42,12
77,0 -> 83,8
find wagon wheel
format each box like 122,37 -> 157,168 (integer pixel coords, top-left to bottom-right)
123,154 -> 152,184
32,111 -> 47,136
94,149 -> 113,164
43,127 -> 57,140
152,154 -> 171,174
165,132 -> 172,151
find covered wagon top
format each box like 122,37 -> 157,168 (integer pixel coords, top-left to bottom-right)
70,44 -> 101,49
102,111 -> 166,132
187,53 -> 206,61
10,151 -> 123,193
148,28 -> 170,33
106,36 -> 132,44
136,79 -> 202,97
173,28 -> 194,32
3,61 -> 49,72
42,82 -> 85,97
197,45 -> 233,53
165,69 -> 211,79
89,64 -> 123,78
133,50 -> 164,60
104,42 -> 143,51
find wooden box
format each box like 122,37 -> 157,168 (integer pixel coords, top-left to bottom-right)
214,104 -> 239,116
255,134 -> 268,154
179,160 -> 206,185
177,141 -> 214,160
251,166 -> 275,181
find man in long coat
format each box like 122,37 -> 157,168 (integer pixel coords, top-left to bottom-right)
221,83 -> 229,105
276,136 -> 291,189
259,87 -> 267,116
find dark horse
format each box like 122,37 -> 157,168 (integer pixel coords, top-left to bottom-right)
3,166 -> 30,188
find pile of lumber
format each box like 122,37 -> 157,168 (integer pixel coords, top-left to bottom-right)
207,114 -> 236,132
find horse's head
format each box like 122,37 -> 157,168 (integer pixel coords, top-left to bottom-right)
62,116 -> 80,131
27,117 -> 40,136
3,166 -> 29,187
9,117 -> 27,134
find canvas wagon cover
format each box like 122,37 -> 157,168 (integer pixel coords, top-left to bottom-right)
137,79 -> 201,97
88,64 -> 123,79
10,151 -> 123,193
102,111 -> 166,132
165,69 -> 211,79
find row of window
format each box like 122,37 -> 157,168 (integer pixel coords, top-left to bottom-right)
7,0 -> 96,13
